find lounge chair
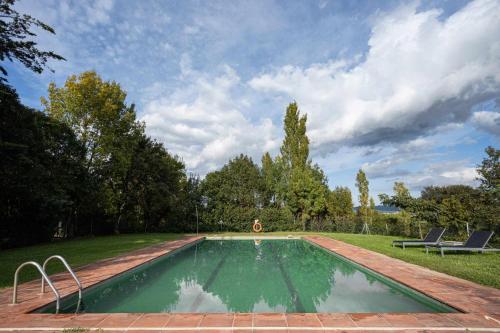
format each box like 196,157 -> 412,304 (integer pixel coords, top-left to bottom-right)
392,227 -> 446,249
425,230 -> 499,257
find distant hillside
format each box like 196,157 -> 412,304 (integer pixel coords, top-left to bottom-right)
353,205 -> 400,214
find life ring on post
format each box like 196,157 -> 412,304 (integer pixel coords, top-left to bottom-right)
253,219 -> 263,233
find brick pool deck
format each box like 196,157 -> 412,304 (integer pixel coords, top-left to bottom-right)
0,235 -> 498,332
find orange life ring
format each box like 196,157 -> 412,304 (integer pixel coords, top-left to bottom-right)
253,220 -> 263,233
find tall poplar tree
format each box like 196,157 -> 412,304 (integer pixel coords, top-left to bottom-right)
356,169 -> 369,224
280,102 -> 309,171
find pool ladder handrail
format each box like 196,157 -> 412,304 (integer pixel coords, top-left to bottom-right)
12,261 -> 61,313
41,255 -> 82,304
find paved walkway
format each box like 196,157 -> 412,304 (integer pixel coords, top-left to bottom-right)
0,235 -> 498,332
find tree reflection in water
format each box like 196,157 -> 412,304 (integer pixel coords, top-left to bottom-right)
42,240 -> 452,314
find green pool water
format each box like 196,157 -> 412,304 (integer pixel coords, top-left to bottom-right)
37,239 -> 457,313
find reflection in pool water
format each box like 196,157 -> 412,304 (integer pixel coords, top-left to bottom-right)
38,240 -> 456,313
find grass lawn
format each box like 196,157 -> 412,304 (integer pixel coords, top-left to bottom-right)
0,233 -> 182,289
213,231 -> 500,289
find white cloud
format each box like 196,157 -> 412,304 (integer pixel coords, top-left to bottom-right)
404,160 -> 479,190
140,65 -> 280,174
249,0 -> 500,153
85,0 -> 114,26
470,111 -> 500,136
361,138 -> 436,179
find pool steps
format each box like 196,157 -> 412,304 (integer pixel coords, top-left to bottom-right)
11,255 -> 82,314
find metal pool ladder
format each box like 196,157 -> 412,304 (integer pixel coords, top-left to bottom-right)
12,255 -> 82,314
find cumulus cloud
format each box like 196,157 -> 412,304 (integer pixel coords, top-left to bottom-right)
249,0 -> 500,154
404,160 -> 479,190
140,66 -> 280,174
361,138 -> 436,179
471,111 -> 500,136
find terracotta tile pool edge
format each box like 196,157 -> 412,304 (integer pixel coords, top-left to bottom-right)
303,236 -> 465,312
304,235 -> 500,316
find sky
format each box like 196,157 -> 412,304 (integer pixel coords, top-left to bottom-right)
6,0 -> 500,204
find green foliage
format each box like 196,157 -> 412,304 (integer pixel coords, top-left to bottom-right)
381,168 -> 499,239
0,83 -> 87,248
260,207 -> 299,231
261,152 -> 277,206
42,71 -> 145,234
174,173 -> 203,233
118,135 -> 185,233
355,169 -> 369,222
201,154 -> 264,231
280,101 -> 309,171
200,102 -> 341,233
2,70 -> 191,247
477,146 -> 499,194
327,186 -> 354,220
0,0 -> 65,83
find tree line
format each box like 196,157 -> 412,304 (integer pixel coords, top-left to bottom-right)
196,103 -> 499,240
199,102 -> 355,233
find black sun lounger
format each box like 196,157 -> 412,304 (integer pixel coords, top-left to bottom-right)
392,227 -> 446,249
425,230 -> 499,257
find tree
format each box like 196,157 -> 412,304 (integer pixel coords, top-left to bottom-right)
276,102 -> 330,229
41,71 -> 141,234
280,102 -> 309,171
355,169 -> 369,223
477,146 -> 499,194
176,173 -> 203,232
394,181 -> 411,198
0,0 -> 64,83
122,135 -> 185,232
0,82 -> 86,247
201,154 -> 264,231
261,152 -> 277,206
327,186 -> 354,231
369,196 -> 376,218
327,186 -> 354,220
288,166 -> 328,231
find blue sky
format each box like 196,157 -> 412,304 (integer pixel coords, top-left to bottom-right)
6,0 -> 500,204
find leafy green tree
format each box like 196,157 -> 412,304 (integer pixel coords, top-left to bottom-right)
201,154 -> 264,231
288,166 -> 328,230
355,169 -> 369,224
176,173 -> 203,232
477,146 -> 499,194
41,71 -> 142,233
327,186 -> 354,220
0,0 -> 64,83
0,83 -> 86,247
369,196 -> 377,221
438,196 -> 470,237
120,135 -> 185,232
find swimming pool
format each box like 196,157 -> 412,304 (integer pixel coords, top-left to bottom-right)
37,239 -> 457,313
